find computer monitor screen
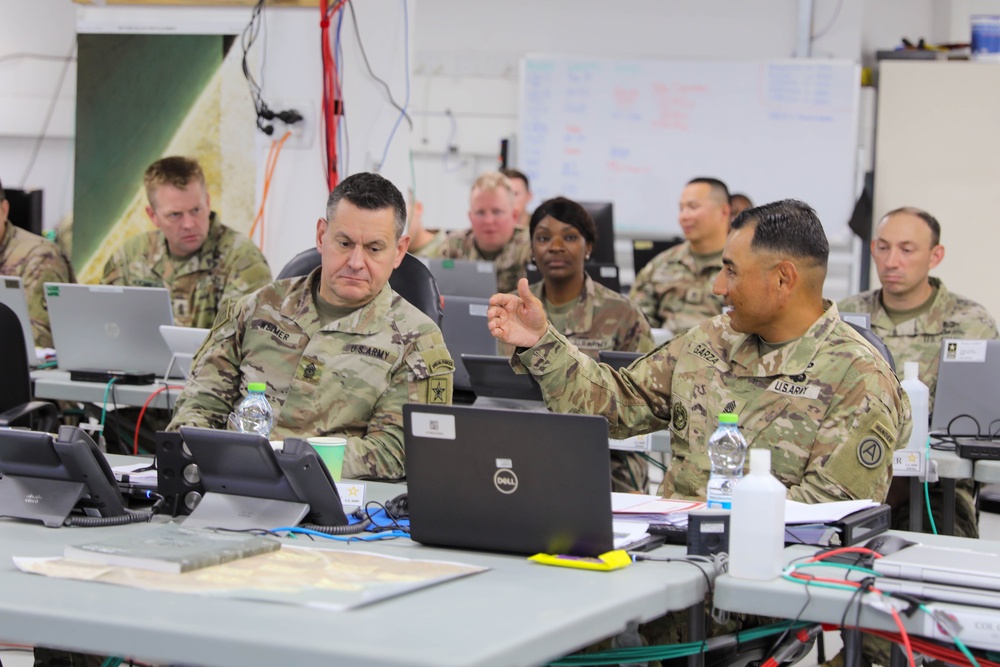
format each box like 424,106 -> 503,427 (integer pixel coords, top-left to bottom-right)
0,426 -> 126,526
462,354 -> 544,402
578,201 -> 615,266
178,427 -> 348,528
632,238 -> 685,276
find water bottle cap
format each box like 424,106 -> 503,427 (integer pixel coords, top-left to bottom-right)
247,382 -> 267,393
718,412 -> 739,424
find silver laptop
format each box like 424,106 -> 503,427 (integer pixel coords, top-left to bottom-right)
931,339 -> 1000,435
159,325 -> 210,380
0,276 -> 37,368
876,575 -> 1000,610
45,283 -> 174,376
404,404 -> 614,557
873,543 -> 1000,592
441,296 -> 497,391
420,258 -> 497,298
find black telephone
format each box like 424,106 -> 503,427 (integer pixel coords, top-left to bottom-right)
178,426 -> 349,528
0,425 -> 129,527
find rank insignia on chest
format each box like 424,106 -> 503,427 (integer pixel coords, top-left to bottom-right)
302,363 -> 318,381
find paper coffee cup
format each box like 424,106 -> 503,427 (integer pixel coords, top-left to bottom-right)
306,436 -> 347,481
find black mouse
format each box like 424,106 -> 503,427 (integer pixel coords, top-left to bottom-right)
863,533 -> 918,556
385,493 -> 409,519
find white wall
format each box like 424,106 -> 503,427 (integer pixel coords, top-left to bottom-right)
6,0 -> 990,275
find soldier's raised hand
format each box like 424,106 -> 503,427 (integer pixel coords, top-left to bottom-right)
488,278 -> 547,348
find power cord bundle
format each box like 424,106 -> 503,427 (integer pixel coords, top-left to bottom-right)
241,0 -> 303,136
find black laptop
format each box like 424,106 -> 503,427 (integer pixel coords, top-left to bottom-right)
403,404 -> 614,557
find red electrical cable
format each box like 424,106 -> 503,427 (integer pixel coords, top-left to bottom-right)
319,0 -> 346,191
134,386 -> 183,455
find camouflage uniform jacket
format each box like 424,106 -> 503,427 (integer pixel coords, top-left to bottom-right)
839,277 -> 999,413
0,222 -> 75,348
499,275 -> 656,360
168,270 -> 455,481
628,241 -> 725,333
101,214 -> 271,329
434,226 -> 531,294
512,301 -> 911,503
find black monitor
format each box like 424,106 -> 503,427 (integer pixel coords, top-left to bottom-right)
0,426 -> 127,527
578,201 -> 615,266
598,350 -> 643,371
462,354 -> 544,403
178,426 -> 348,530
632,237 -> 685,276
5,188 -> 44,236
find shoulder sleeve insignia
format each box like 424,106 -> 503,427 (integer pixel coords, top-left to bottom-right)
857,437 -> 885,469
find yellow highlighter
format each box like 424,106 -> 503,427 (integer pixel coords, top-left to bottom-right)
528,549 -> 633,571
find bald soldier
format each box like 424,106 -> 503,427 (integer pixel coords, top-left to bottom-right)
0,178 -> 75,348
629,177 -> 731,335
840,207 -> 998,539
168,173 -> 454,480
102,156 -> 272,328
490,199 -> 910,504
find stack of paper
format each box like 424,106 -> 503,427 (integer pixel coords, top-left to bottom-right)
612,493 -> 706,528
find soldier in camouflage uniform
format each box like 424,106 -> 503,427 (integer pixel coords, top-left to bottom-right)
840,207 -> 998,539
0,178 -> 75,348
489,199 -> 910,654
168,173 -> 454,481
411,172 -> 531,294
499,197 -> 655,493
630,178 -> 731,334
101,156 -> 271,328
491,199 -> 910,501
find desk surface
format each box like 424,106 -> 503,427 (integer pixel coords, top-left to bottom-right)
0,472 -> 707,667
714,532 -> 1000,650
31,369 -> 184,410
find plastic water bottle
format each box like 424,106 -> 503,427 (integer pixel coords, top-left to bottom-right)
728,448 -> 787,580
706,413 -> 748,509
901,361 -> 929,451
233,382 -> 273,438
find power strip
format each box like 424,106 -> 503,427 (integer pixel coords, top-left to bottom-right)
956,438 -> 1000,461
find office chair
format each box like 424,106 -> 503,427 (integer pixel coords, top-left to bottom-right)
0,302 -> 59,431
846,321 -> 895,372
276,249 -> 443,325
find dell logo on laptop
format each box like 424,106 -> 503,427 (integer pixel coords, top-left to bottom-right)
493,469 -> 518,494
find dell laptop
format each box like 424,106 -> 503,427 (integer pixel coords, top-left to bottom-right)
403,404 -> 614,557
45,283 -> 175,376
0,276 -> 37,368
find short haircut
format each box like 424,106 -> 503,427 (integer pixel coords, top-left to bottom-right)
144,157 -> 206,206
501,168 -> 530,191
687,177 -> 730,205
731,199 -> 829,268
471,171 -> 514,203
528,196 -> 597,245
326,172 -> 407,239
881,206 -> 941,247
730,193 -> 752,207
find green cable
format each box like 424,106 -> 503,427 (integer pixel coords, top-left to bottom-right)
98,658 -> 123,667
918,603 -> 980,667
638,451 -> 667,472
924,435 -> 938,535
548,621 -> 812,665
100,377 -> 117,427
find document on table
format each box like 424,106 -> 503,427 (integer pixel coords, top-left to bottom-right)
611,493 -> 706,528
784,499 -> 878,524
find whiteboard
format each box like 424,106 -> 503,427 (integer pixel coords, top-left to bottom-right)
518,56 -> 861,246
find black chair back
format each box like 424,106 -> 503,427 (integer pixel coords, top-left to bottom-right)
0,302 -> 32,410
276,249 -> 443,325
847,321 -> 895,372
